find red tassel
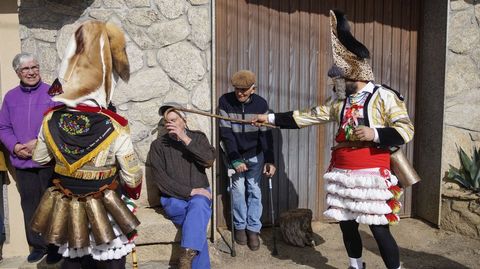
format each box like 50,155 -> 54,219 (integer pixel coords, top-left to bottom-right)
388,185 -> 403,200
387,199 -> 401,214
385,213 -> 399,225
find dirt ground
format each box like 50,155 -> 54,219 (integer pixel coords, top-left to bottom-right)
210,218 -> 480,269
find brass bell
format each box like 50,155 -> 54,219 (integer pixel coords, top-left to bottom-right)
390,149 -> 421,187
45,195 -> 69,245
68,197 -> 90,248
102,189 -> 140,234
85,196 -> 116,245
31,187 -> 60,234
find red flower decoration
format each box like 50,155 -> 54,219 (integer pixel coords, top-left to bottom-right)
380,168 -> 390,178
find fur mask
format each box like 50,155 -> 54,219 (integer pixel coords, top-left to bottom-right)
52,20 -> 130,108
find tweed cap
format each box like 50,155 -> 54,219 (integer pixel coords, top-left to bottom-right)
159,102 -> 187,119
231,70 -> 256,89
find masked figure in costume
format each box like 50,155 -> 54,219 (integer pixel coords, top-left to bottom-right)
254,10 -> 414,269
32,20 -> 142,269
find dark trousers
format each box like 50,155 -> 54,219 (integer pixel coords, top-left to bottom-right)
339,220 -> 400,269
0,172 -> 5,245
15,167 -> 53,251
61,256 -> 126,269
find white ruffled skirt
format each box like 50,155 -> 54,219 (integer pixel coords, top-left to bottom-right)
57,197 -> 137,261
323,167 -> 403,225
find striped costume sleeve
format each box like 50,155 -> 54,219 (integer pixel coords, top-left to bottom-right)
113,128 -> 143,194
376,91 -> 414,146
291,97 -> 337,128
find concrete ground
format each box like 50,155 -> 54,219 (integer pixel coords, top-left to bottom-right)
0,218 -> 478,269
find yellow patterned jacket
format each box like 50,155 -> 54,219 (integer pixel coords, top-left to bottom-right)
274,83 -> 414,146
33,105 -> 143,198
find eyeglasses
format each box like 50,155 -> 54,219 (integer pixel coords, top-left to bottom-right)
234,85 -> 255,92
18,65 -> 39,74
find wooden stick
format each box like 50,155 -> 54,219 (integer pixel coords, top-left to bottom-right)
167,106 -> 278,129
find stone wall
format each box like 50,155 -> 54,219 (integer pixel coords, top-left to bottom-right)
441,184 -> 480,238
439,0 -> 480,236
442,0 -> 480,175
18,0 -> 212,206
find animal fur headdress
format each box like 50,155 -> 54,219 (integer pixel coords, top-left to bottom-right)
328,10 -> 374,81
51,20 -> 130,108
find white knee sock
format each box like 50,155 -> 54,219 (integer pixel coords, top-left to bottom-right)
349,257 -> 364,269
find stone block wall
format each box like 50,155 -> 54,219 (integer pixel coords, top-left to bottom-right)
441,185 -> 480,238
442,0 -> 480,175
18,0 -> 213,207
440,0 -> 480,236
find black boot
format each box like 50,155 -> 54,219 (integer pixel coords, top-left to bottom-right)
234,229 -> 247,245
246,230 -> 260,251
46,244 -> 62,264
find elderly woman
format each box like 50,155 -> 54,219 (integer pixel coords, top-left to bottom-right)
0,52 -> 60,263
147,105 -> 215,269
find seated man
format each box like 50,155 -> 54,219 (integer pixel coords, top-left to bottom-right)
147,105 -> 215,269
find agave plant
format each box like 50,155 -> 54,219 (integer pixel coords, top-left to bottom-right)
447,147 -> 480,193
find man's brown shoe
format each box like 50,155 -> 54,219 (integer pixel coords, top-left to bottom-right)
178,248 -> 197,269
246,230 -> 260,251
234,229 -> 247,245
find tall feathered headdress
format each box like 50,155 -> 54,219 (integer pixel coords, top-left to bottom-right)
328,10 -> 374,81
51,20 -> 130,108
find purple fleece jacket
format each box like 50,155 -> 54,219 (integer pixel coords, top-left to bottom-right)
0,81 -> 57,169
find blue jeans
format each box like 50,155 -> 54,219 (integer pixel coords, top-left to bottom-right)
160,194 -> 212,269
231,153 -> 264,233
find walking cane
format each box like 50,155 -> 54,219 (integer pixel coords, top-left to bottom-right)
220,142 -> 236,257
268,177 -> 278,255
228,167 -> 237,257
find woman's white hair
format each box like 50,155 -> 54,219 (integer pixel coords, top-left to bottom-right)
12,52 -> 38,72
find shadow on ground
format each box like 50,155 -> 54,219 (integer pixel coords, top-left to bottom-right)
259,228 -> 336,269
359,230 -> 470,269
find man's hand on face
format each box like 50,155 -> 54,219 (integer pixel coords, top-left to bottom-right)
353,126 -> 375,141
165,121 -> 191,145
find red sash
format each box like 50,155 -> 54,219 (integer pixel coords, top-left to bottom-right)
331,147 -> 390,170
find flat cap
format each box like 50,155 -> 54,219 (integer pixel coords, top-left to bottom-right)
231,70 -> 256,89
159,102 -> 186,119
